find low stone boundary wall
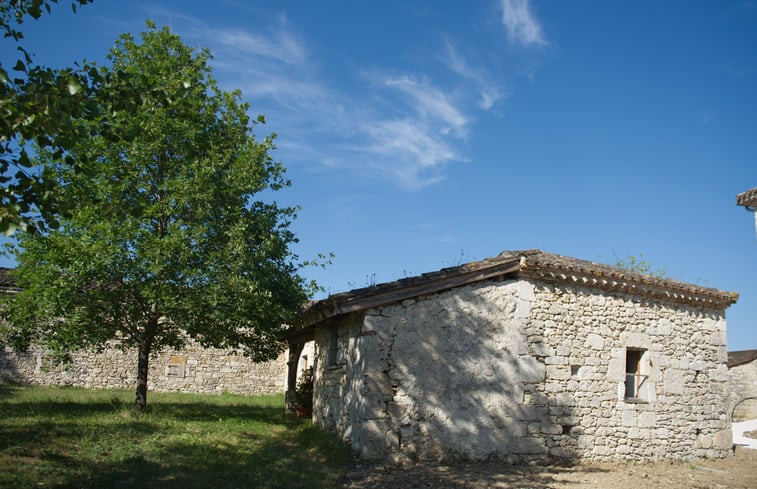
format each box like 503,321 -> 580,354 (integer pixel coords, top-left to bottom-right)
0,339 -> 314,395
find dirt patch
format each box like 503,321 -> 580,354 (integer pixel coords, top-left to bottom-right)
743,430 -> 757,440
340,447 -> 757,489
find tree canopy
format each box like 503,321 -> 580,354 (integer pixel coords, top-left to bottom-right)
0,0 -> 95,234
1,24 -> 320,411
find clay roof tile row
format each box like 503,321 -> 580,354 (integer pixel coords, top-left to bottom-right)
292,249 -> 738,332
737,187 -> 757,208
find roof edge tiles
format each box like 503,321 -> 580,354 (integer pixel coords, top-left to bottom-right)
727,349 -> 757,368
737,187 -> 757,208
291,249 -> 738,332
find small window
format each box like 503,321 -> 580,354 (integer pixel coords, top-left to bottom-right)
327,328 -> 338,367
625,349 -> 647,400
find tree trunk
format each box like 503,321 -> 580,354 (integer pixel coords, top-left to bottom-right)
135,317 -> 157,412
135,339 -> 151,412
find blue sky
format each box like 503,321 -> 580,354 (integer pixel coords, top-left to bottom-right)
2,1 -> 756,348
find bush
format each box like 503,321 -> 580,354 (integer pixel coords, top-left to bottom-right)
294,366 -> 314,417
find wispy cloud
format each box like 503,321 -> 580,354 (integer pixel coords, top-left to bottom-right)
150,10 -> 478,189
360,118 -> 460,188
143,8 -> 307,66
383,75 -> 469,137
440,40 -> 506,110
213,24 -> 305,65
501,0 -> 548,48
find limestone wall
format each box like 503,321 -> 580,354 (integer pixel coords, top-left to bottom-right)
0,338 -> 306,395
312,278 -> 731,462
730,360 -> 757,421
312,314 -> 362,434
528,281 -> 730,462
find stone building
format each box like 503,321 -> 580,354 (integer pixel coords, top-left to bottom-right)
286,250 -> 738,462
728,349 -> 757,421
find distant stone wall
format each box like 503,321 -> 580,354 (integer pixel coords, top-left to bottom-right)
312,278 -> 731,462
0,339 -> 313,395
730,360 -> 757,421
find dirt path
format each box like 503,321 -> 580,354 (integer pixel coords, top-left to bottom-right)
340,446 -> 757,489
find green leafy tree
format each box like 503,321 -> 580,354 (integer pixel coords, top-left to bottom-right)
1,0 -> 96,234
1,25 -> 320,411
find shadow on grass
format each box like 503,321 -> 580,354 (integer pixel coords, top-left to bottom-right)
22,418 -> 353,489
0,388 -> 353,489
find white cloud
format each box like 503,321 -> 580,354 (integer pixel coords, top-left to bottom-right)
362,118 -> 459,188
214,26 -> 305,65
440,40 -> 506,110
383,75 -> 469,137
149,9 -> 306,66
501,0 -> 548,48
159,11 -> 473,190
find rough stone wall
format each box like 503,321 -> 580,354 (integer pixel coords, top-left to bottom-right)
528,281 -> 730,462
0,338 -> 305,395
729,360 -> 757,420
312,314 -> 363,436
312,278 -> 731,462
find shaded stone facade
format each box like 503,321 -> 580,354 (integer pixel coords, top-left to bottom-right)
292,250 -> 737,462
728,350 -> 757,421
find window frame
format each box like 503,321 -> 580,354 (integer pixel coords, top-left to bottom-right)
624,348 -> 648,402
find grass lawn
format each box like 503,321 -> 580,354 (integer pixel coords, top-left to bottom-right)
0,384 -> 354,489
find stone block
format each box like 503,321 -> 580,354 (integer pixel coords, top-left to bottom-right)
607,357 -> 625,382
622,410 -> 636,427
549,447 -> 575,458
556,392 -> 576,407
712,428 -> 732,450
545,356 -> 567,365
689,358 -> 706,371
577,366 -> 595,380
638,411 -> 656,428
656,319 -> 672,335
541,422 -> 563,434
586,333 -> 604,350
531,342 -> 554,357
518,357 -> 546,383
710,364 -> 729,382
514,437 -> 547,455
546,365 -> 570,380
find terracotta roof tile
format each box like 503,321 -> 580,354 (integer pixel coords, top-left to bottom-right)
737,187 -> 757,207
292,250 -> 738,331
727,349 -> 757,368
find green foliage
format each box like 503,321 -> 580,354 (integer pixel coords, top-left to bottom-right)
0,25 -> 322,410
0,0 -> 96,234
0,385 -> 353,489
294,366 -> 314,416
613,253 -> 669,279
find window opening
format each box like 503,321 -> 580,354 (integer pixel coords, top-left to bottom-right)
625,349 -> 647,400
327,328 -> 338,367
